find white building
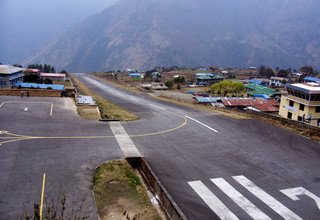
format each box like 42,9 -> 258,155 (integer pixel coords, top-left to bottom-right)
0,65 -> 25,88
269,76 -> 288,87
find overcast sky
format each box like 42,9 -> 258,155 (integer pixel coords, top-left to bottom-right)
0,0 -> 120,63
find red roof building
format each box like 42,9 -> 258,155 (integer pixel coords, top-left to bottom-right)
221,98 -> 279,113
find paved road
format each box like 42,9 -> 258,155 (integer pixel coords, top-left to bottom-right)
0,96 -> 122,219
78,74 -> 320,220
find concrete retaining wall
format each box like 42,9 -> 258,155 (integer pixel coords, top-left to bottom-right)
126,157 -> 187,220
0,88 -> 75,97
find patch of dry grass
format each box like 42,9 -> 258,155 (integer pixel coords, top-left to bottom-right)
77,105 -> 100,120
70,75 -> 138,121
93,160 -> 163,220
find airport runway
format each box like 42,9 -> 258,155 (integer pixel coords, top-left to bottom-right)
78,73 -> 320,220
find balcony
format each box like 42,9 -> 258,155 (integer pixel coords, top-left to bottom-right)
285,95 -> 320,106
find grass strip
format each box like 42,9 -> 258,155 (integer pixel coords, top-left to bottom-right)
70,75 -> 138,121
93,160 -> 162,220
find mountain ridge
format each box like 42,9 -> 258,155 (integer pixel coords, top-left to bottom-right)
27,0 -> 320,71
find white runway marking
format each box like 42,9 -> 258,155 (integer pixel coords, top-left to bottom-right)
188,180 -> 239,220
185,116 -> 218,133
280,187 -> 320,210
149,103 -> 165,110
130,97 -> 140,102
233,175 -> 302,220
211,178 -> 271,220
109,122 -> 141,157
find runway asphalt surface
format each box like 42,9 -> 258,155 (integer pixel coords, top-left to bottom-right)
0,73 -> 319,219
77,74 -> 320,220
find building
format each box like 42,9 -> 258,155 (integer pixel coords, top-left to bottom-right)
304,76 -> 320,84
0,65 -> 25,88
195,73 -> 224,86
245,84 -> 280,98
39,73 -> 66,82
221,98 -> 279,112
248,78 -> 269,86
129,73 -> 144,78
279,82 -> 320,124
23,68 -> 40,75
15,82 -> 65,90
269,76 -> 289,87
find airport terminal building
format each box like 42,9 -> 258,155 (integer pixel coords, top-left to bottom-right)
279,82 -> 320,124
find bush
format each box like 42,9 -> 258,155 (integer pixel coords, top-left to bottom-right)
165,80 -> 174,89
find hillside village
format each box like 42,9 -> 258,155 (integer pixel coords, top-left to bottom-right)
1,63 -> 320,127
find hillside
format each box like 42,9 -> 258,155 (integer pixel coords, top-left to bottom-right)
27,0 -> 320,71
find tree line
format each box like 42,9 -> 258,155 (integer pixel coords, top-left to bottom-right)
27,64 -> 56,73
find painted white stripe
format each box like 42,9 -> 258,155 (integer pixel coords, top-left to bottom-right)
116,92 -> 124,96
188,180 -> 239,220
149,103 -> 165,110
211,178 -> 271,220
233,175 -> 302,220
185,116 -> 218,133
109,122 -> 141,157
280,187 -> 320,210
130,97 -> 140,102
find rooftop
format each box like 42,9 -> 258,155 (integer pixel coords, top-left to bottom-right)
245,84 -> 280,96
40,73 -> 66,77
270,76 -> 288,81
15,82 -> 64,90
304,76 -> 320,83
195,73 -> 224,80
286,83 -> 320,94
0,65 -> 23,74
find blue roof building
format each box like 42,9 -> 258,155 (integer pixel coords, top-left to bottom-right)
15,82 -> 65,90
304,77 -> 320,83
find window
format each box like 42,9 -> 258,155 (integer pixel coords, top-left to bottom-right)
287,112 -> 292,119
316,106 -> 320,113
289,100 -> 294,107
299,104 -> 305,111
298,116 -> 303,121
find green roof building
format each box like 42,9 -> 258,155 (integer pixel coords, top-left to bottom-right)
195,73 -> 224,86
245,84 -> 280,97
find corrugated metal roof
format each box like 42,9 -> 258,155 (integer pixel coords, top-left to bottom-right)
195,97 -> 221,103
221,98 -> 279,112
24,68 -> 40,73
222,98 -> 254,106
304,77 -> 320,83
15,82 -> 64,90
0,65 -> 23,74
245,84 -> 280,96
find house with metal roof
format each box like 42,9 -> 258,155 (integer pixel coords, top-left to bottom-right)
40,73 -> 66,81
304,76 -> 320,84
279,82 -> 320,124
129,73 -> 144,78
221,97 -> 279,112
195,73 -> 224,86
269,76 -> 289,87
248,78 -> 269,86
0,65 -> 25,88
245,84 -> 280,97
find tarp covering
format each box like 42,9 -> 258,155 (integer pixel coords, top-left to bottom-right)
15,82 -> 64,90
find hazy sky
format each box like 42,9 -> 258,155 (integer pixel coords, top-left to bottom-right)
0,0 -> 119,63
